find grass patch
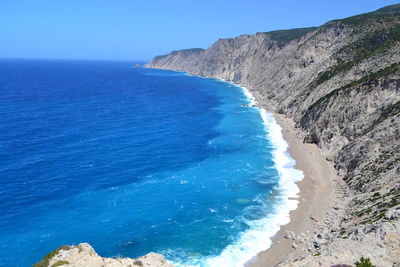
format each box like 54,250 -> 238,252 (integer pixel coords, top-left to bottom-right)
305,62 -> 400,116
171,48 -> 204,55
266,27 -> 318,42
153,54 -> 169,61
331,4 -> 400,26
52,261 -> 69,267
311,24 -> 400,87
153,48 -> 204,61
33,246 -> 71,267
364,101 -> 400,135
355,257 -> 376,267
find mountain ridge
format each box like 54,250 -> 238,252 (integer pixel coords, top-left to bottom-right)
146,4 -> 400,266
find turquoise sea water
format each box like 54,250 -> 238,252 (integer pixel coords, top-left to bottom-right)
0,59 -> 302,267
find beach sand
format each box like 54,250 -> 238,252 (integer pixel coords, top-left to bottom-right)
246,113 -> 339,267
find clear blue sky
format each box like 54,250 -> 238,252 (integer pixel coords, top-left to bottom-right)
1,0 -> 399,61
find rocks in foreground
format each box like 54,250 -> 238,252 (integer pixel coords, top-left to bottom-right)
279,221 -> 400,267
33,243 -> 174,267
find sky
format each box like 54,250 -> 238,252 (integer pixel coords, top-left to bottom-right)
1,0 -> 399,61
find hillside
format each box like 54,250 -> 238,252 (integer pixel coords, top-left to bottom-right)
146,4 -> 400,266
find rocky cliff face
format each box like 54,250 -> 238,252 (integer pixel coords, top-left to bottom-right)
147,4 -> 400,266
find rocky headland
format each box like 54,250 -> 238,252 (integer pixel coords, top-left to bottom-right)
146,4 -> 400,267
33,243 -> 174,267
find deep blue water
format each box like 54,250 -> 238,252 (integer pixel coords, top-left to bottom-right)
0,59 -> 297,267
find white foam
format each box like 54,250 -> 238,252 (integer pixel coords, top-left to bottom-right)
175,82 -> 304,267
240,86 -> 256,106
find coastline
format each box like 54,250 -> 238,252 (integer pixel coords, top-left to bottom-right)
138,70 -> 339,266
246,112 -> 338,266
145,8 -> 400,264
30,69 -> 344,267
239,84 -> 338,266
212,78 -> 338,266
185,74 -> 338,266
200,82 -> 306,267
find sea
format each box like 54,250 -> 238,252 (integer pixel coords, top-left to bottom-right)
0,59 -> 303,267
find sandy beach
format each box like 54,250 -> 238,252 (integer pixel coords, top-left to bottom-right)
246,112 -> 339,267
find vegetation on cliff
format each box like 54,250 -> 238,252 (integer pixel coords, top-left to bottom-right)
312,6 -> 400,87
33,245 -> 72,267
333,4 -> 400,26
266,27 -> 318,42
304,62 -> 400,123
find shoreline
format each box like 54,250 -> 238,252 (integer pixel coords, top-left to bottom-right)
217,78 -> 337,266
246,112 -> 338,266
214,78 -> 338,266
149,70 -> 339,266
186,79 -> 309,267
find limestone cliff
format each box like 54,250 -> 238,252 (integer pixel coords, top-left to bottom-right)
147,4 -> 400,266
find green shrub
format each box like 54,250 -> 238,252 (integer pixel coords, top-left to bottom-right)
310,24 -> 400,87
355,257 -> 375,267
267,27 -> 318,42
53,261 -> 69,267
33,246 -> 71,267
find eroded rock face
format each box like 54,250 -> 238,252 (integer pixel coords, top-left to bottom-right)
278,221 -> 400,267
34,243 -> 174,267
146,4 -> 400,267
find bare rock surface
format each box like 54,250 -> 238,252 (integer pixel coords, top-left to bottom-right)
278,221 -> 400,267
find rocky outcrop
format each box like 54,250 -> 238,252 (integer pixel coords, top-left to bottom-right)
147,4 -> 400,266
280,221 -> 400,267
33,243 -> 174,267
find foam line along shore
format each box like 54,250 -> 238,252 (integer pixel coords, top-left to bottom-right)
212,78 -> 337,267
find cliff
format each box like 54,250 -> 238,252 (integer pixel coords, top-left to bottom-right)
147,4 -> 400,266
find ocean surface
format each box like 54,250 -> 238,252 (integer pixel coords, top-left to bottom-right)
0,59 -> 302,267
